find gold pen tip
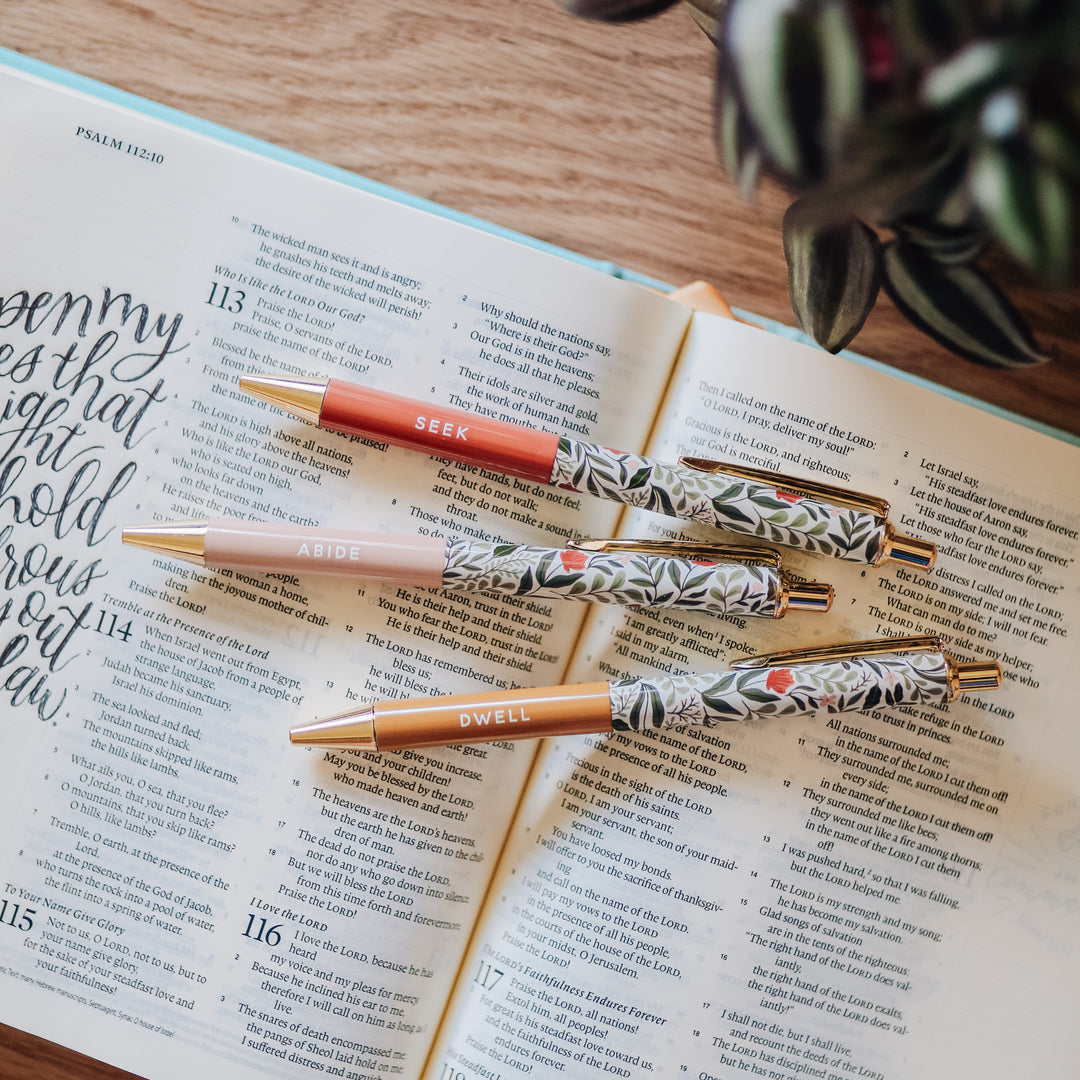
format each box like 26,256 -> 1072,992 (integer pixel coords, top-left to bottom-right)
290,708 -> 378,751
239,373 -> 327,424
121,520 -> 208,566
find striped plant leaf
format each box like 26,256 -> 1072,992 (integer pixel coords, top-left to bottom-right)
724,0 -> 862,184
1030,113 -> 1080,181
794,105 -> 965,228
888,0 -> 974,65
715,77 -> 762,199
882,240 -> 1051,367
892,153 -> 988,264
970,137 -> 1072,284
682,0 -> 725,44
895,219 -> 989,265
555,0 -> 679,20
920,40 -> 1016,110
783,204 -> 883,353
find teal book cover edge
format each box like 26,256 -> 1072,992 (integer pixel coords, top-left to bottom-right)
4,46 -> 1075,449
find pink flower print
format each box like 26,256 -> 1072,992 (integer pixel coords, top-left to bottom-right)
559,549 -> 589,572
766,668 -> 795,695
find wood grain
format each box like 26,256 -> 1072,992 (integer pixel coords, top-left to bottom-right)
0,1 -> 1076,1077
6,0 -> 1079,437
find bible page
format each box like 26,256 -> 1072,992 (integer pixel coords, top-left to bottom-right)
0,60 -> 691,1080
426,312 -> 1080,1080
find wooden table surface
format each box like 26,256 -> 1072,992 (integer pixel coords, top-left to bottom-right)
1,1 -> 1077,1077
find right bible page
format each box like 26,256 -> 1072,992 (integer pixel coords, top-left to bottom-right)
426,313 -> 1080,1080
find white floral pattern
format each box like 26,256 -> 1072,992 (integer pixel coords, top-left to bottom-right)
549,439 -> 887,564
443,540 -> 785,616
610,651 -> 950,731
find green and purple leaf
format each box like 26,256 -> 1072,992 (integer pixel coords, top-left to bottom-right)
555,0 -> 680,21
723,0 -> 862,184
783,205 -> 883,353
882,240 -> 1052,367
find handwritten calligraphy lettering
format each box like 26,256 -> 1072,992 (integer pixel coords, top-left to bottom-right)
0,286 -> 181,718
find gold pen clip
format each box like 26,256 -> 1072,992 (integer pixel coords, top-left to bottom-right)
679,458 -> 936,570
570,539 -> 835,614
678,457 -> 890,518
732,635 -> 944,670
567,537 -> 782,569
731,634 -> 1002,700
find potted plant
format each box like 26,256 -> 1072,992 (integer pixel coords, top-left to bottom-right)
559,0 -> 1078,367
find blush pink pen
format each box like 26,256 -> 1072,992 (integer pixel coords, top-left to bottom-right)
120,518 -> 834,618
238,373 -> 935,569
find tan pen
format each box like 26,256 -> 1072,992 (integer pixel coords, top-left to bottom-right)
289,636 -> 1001,753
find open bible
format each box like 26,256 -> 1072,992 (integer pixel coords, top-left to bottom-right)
0,50 -> 1077,1080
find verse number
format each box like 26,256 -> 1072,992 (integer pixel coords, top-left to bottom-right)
206,281 -> 245,314
438,1064 -> 465,1080
0,900 -> 35,932
473,959 -> 503,991
242,914 -> 282,947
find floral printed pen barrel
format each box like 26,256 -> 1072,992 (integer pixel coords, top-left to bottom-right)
609,636 -> 1001,732
442,538 -> 834,618
549,441 -> 936,568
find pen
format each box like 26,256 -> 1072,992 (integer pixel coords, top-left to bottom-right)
120,518 -> 833,618
239,373 -> 934,569
288,635 -> 1001,752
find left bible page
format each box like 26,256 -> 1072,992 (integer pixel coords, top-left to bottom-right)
0,57 -> 691,1080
